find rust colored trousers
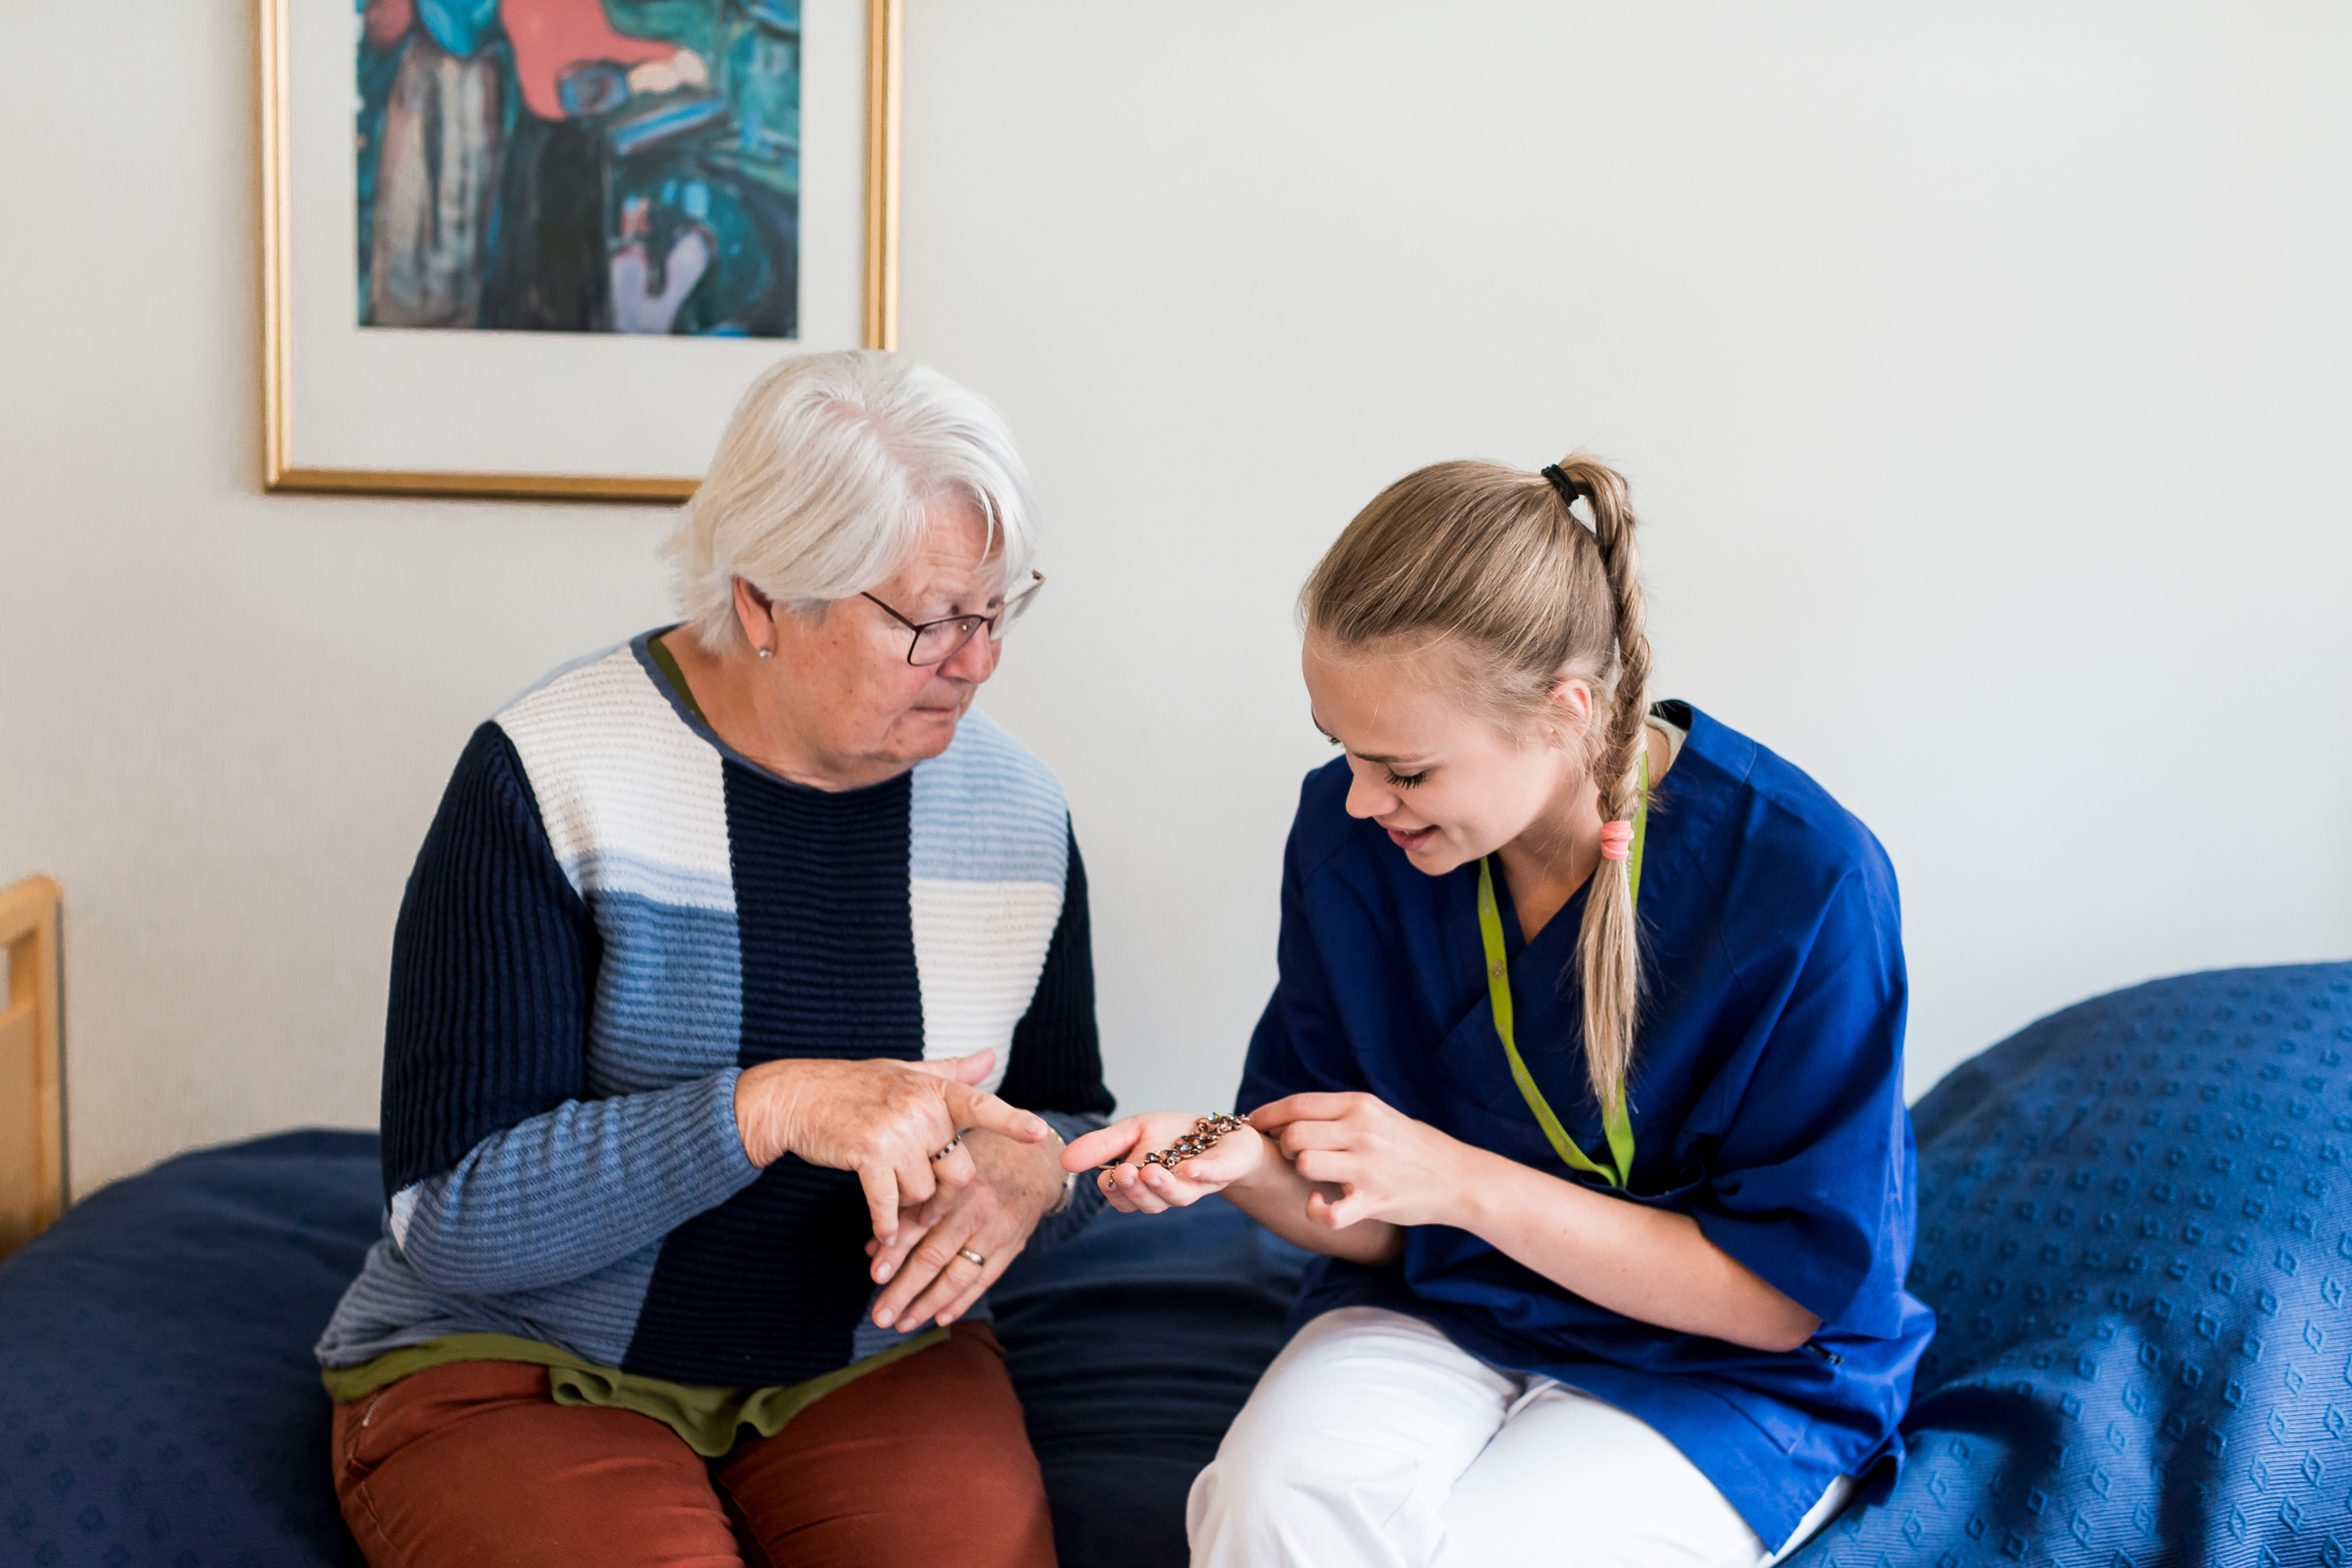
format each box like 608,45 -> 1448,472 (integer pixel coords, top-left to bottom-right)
332,1322 -> 1056,1568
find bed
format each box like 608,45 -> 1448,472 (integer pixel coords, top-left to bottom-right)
4,944 -> 2349,1566
0,873 -> 67,1260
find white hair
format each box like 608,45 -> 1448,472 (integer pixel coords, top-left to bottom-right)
662,350 -> 1040,651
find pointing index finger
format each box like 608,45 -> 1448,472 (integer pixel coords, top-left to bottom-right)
904,1049 -> 997,1085
942,1082 -> 1049,1144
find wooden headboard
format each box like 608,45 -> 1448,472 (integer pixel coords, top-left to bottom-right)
1,874 -> 66,1259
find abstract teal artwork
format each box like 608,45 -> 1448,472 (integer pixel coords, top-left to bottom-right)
355,0 -> 801,336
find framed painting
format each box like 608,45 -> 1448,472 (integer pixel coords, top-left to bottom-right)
260,0 -> 901,502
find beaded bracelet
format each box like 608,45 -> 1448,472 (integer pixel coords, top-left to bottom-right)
1098,1112 -> 1252,1172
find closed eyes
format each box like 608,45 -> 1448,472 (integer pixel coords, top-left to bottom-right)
1316,723 -> 1428,787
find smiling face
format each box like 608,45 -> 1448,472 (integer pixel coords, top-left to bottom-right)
1302,635 -> 1599,879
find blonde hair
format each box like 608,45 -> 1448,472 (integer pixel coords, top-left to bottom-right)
1301,456 -> 1652,1116
662,350 -> 1039,651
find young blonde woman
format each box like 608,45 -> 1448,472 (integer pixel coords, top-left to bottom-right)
1067,458 -> 1932,1568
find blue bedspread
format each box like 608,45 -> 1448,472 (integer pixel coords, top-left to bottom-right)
3,960 -> 2348,1566
0,1131 -> 369,1567
1788,961 -> 2352,1568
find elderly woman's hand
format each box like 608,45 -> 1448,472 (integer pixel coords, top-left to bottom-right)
733,1050 -> 1047,1244
861,1126 -> 1069,1330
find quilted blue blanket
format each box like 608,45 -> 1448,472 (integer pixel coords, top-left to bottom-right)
1,960 -> 2346,1566
1801,960 -> 2352,1568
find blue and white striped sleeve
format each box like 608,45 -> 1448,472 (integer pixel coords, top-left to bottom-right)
376,724 -> 760,1295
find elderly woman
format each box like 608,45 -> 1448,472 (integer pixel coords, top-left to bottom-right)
314,350 -> 1108,1567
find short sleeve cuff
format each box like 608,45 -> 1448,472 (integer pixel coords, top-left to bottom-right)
1693,1207 -> 1905,1339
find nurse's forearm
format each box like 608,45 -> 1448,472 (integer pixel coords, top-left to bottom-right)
1451,1152 -> 1820,1353
1226,1151 -> 1405,1267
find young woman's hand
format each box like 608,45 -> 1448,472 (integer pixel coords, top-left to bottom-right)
1062,1111 -> 1268,1214
1249,1091 -> 1476,1231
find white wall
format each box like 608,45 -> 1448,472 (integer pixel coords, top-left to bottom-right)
3,2 -> 2347,1193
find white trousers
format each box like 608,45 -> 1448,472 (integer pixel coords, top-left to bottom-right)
1188,1308 -> 1854,1568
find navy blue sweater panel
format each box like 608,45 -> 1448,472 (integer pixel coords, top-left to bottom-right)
999,824 -> 1115,1120
623,760 -> 924,1384
379,722 -> 599,1201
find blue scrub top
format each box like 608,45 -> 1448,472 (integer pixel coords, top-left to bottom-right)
1239,702 -> 1936,1547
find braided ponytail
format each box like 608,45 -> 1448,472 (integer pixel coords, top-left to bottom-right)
1547,459 -> 1650,1116
1301,452 -> 1652,1115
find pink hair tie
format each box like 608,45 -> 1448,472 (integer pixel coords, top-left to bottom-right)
1597,821 -> 1635,862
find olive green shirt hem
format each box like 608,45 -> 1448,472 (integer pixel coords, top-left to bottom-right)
320,1327 -> 953,1458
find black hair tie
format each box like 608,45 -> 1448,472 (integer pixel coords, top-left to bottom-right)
1540,463 -> 1584,508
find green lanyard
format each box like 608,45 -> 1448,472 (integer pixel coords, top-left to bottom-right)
1473,749 -> 1650,1189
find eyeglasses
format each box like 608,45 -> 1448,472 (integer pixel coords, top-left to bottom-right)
862,571 -> 1046,667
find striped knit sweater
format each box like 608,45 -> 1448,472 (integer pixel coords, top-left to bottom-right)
315,633 -> 1112,1388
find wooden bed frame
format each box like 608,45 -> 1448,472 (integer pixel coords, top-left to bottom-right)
1,874 -> 66,1259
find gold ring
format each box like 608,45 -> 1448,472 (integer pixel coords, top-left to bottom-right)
931,1135 -> 960,1162
956,1247 -> 986,1268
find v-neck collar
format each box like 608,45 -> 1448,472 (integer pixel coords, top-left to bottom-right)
1479,852 -> 1592,972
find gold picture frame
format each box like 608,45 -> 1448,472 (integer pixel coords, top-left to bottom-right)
260,0 -> 902,504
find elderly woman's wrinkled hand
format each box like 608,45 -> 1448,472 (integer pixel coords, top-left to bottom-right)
733,1050 -> 1047,1245
861,1127 -> 1069,1331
